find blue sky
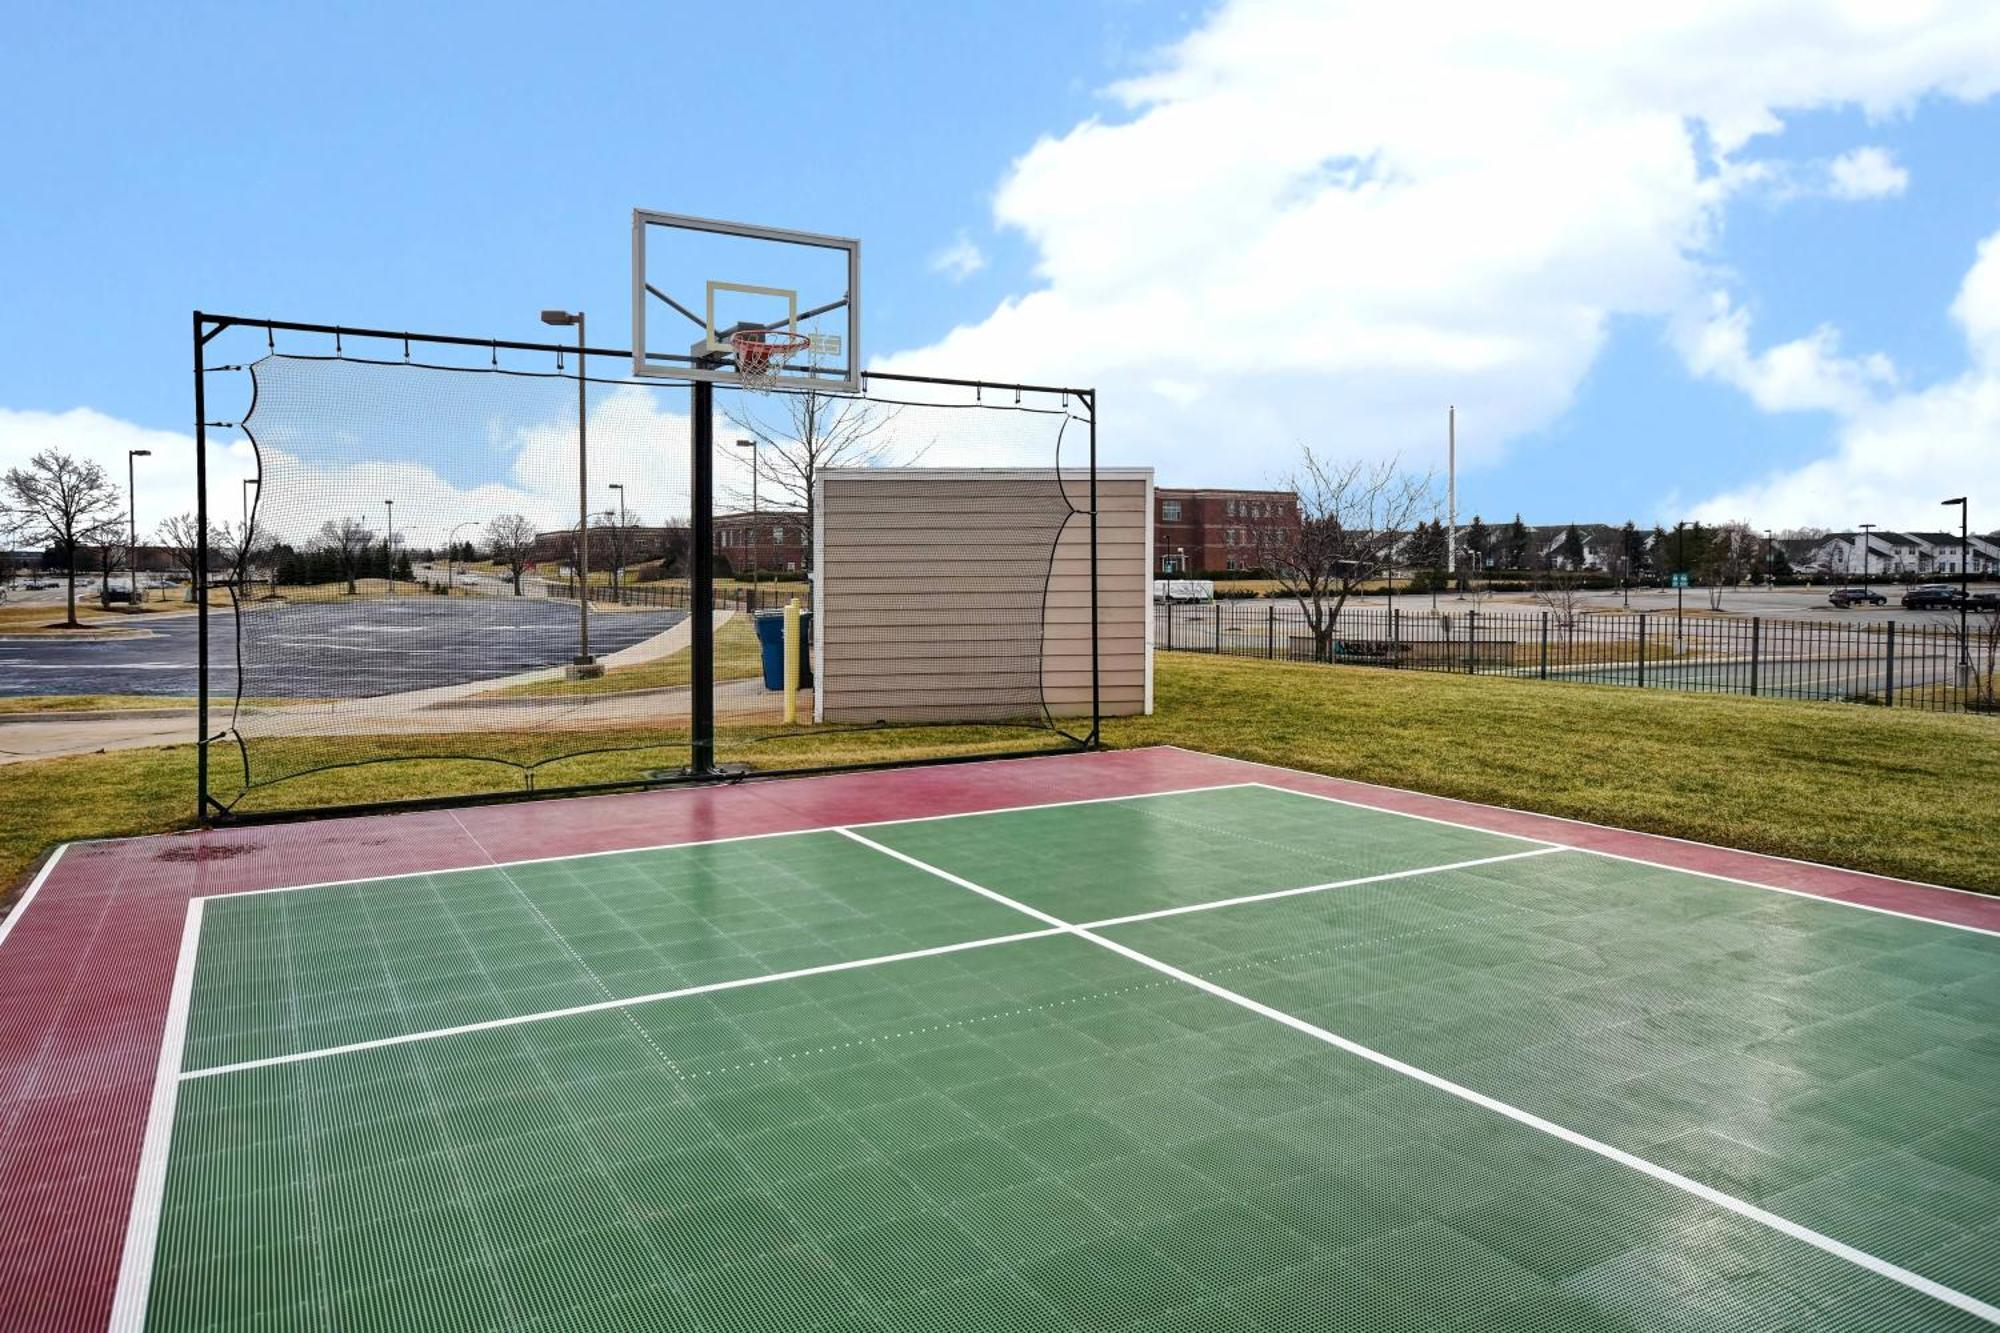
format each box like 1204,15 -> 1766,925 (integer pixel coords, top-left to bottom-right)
4,2 -> 2000,536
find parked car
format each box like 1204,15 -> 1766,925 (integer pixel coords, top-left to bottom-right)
1966,590 -> 2000,612
1827,587 -> 1886,607
1902,584 -> 1965,611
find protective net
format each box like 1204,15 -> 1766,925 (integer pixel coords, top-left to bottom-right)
198,322 -> 1098,816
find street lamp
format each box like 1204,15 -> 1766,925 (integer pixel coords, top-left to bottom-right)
1944,497 -> 1971,681
608,482 -> 625,590
541,308 -> 598,675
127,448 -> 151,604
444,518 -> 481,594
1674,520 -> 1687,654
735,438 -> 758,588
1857,522 -> 1875,592
383,499 -> 395,597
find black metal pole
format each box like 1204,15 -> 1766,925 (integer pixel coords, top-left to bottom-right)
193,312 -> 209,821
690,378 -> 716,773
1087,392 -> 1100,745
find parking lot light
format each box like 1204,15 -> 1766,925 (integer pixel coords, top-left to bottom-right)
128,449 -> 151,605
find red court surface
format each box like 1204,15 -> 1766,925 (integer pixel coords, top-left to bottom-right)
2,744 -> 1995,1331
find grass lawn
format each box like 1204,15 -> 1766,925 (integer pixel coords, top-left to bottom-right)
0,695 -> 195,715
3,654 -> 1996,907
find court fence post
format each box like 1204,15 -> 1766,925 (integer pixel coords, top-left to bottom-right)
193,310 -> 210,822
1214,601 -> 1221,653
1637,613 -> 1647,689
1749,617 -> 1761,696
1466,609 -> 1478,674
1883,620 -> 1896,707
1267,603 -> 1275,659
1539,612 -> 1549,679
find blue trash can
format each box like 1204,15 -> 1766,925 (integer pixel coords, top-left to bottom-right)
752,610 -> 813,690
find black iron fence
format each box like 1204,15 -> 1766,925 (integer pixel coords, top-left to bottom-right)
539,580 -> 796,615
1157,600 -> 1999,714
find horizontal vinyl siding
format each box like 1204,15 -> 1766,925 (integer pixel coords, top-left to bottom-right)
818,470 -> 1149,723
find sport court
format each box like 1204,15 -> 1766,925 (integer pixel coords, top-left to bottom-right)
3,748 -> 1996,1331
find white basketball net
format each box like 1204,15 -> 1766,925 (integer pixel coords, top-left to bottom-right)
728,329 -> 811,389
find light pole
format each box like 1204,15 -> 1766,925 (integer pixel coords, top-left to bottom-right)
444,518 -> 480,594
383,499 -> 395,597
608,482 -> 625,590
127,448 -> 151,604
1674,520 -> 1686,653
541,309 -> 598,675
735,438 -> 758,589
1764,530 -> 1775,585
1858,522 -> 1875,592
1944,497 -> 1971,681
243,477 -> 260,598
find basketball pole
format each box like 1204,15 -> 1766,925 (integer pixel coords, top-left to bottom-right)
690,378 -> 717,775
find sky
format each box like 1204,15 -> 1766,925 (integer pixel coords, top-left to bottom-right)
3,0 -> 2000,546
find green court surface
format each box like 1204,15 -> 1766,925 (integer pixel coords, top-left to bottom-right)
135,784 -> 2000,1331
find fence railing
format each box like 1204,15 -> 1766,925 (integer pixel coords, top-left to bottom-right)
1156,600 -> 1998,715
536,580 -> 794,615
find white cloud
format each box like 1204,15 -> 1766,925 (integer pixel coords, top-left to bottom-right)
1689,226 -> 2000,528
929,233 -> 987,282
0,407 -> 258,545
1826,145 -> 1910,199
875,0 -> 2000,498
1675,291 -> 1897,416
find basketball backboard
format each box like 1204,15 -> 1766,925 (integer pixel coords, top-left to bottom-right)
631,210 -> 860,392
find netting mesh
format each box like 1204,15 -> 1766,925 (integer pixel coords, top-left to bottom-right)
200,329 -> 1095,815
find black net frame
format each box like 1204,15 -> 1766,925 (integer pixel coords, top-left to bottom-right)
192,311 -> 1100,823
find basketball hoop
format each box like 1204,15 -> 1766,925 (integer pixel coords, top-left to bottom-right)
728,328 -> 811,389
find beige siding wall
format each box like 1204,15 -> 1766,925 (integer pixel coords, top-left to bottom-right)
815,469 -> 1152,724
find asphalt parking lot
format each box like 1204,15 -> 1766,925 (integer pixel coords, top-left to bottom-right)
0,597 -> 682,698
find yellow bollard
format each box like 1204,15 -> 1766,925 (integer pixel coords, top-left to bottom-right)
783,596 -> 801,724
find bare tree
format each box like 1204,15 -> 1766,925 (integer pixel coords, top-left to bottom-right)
313,517 -> 376,595
1534,563 -> 1587,641
1702,521 -> 1756,610
1270,449 -> 1437,662
597,507 -> 644,589
0,449 -> 124,625
156,513 -> 226,596
725,390 -> 916,577
485,514 -> 538,595
1970,610 -> 2000,712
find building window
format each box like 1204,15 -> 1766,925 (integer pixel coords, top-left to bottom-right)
1161,554 -> 1185,574
1161,500 -> 1181,522
772,526 -> 785,543
1226,558 -> 1240,571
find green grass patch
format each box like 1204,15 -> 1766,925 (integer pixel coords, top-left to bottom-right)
3,654 -> 1996,908
492,611 -> 765,698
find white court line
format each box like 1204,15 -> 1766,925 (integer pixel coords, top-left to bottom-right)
0,843 -> 66,951
185,838 -> 1562,1079
1251,782 -> 2000,940
852,830 -> 2000,1326
107,899 -> 203,1332
180,926 -> 1064,1080
208,781 -> 1265,903
1077,845 -> 1568,929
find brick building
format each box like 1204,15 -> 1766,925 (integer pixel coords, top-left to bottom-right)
534,513 -> 810,577
714,511 -> 808,575
1153,488 -> 1300,575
